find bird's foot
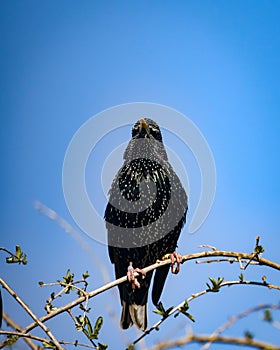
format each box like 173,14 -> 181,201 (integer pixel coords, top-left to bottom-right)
127,262 -> 146,289
170,252 -> 182,274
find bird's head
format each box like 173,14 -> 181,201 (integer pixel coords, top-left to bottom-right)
124,118 -> 167,161
132,118 -> 163,142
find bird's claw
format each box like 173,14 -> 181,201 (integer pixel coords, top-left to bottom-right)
170,252 -> 182,274
127,263 -> 146,289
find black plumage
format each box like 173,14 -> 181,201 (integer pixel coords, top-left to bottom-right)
104,118 -> 188,330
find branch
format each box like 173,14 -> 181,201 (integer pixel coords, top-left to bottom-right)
0,330 -> 97,349
0,246 -> 27,265
0,278 -> 63,350
202,303 -> 280,350
18,249 -> 279,336
0,312 -> 38,350
0,330 -> 48,347
130,280 -> 280,347
0,247 -> 16,256
150,332 -> 280,350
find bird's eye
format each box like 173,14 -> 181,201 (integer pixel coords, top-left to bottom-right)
149,126 -> 159,135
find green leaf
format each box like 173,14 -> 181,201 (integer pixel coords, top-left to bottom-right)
92,316 -> 103,339
263,310 -> 273,323
179,310 -> 195,322
239,273 -> 244,282
153,302 -> 174,318
15,245 -> 21,259
63,269 -> 74,284
153,302 -> 165,316
5,245 -> 27,264
185,312 -> 195,322
79,303 -> 91,313
254,245 -> 264,254
3,335 -> 19,346
77,289 -> 86,297
176,299 -> 195,322
85,315 -> 93,335
244,331 -> 254,340
180,299 -> 189,312
76,314 -> 102,341
127,345 -> 135,350
165,306 -> 174,315
6,257 -> 15,264
206,277 -> 224,292
97,342 -> 108,350
61,269 -> 75,294
22,254 -> 27,265
83,271 -> 90,280
49,303 -> 57,311
75,315 -> 84,331
42,341 -> 56,349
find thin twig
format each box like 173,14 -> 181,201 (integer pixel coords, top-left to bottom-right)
19,250 -> 280,336
43,280 -> 88,313
59,340 -> 96,349
0,312 -> 38,350
242,235 -> 262,270
0,247 -> 15,256
0,330 -> 98,349
149,332 -> 280,350
131,280 -> 280,347
198,244 -> 217,251
0,330 -> 48,345
0,278 -> 63,350
202,303 -> 280,350
196,258 -> 259,265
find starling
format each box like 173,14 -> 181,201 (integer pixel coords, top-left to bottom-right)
104,118 -> 188,330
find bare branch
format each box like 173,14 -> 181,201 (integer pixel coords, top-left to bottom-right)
202,303 -> 280,350
0,330 -> 98,349
0,312 -> 38,350
0,329 -> 48,347
149,332 -> 280,350
59,340 -> 96,348
196,258 -> 259,266
0,247 -> 16,256
18,249 -> 279,337
131,280 -> 280,347
198,244 -> 217,251
0,278 -> 63,350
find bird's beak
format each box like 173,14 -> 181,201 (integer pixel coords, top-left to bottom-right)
139,118 -> 150,135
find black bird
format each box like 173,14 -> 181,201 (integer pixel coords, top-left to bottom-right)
104,118 -> 188,330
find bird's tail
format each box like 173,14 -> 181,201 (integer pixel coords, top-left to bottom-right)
121,300 -> 147,331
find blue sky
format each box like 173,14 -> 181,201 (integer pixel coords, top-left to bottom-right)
1,1 -> 280,349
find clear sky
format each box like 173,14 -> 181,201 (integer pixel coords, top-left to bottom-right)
1,1 -> 280,349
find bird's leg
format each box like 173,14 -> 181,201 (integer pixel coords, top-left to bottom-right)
127,262 -> 146,290
170,252 -> 182,274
